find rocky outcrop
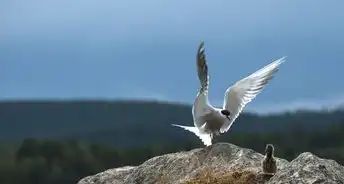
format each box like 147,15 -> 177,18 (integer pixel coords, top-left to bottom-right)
78,143 -> 344,184
269,152 -> 344,184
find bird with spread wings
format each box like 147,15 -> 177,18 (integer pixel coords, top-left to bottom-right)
172,41 -> 286,146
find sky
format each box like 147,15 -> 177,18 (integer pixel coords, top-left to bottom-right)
1,0 -> 344,113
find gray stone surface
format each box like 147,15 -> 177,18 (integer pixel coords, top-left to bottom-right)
269,152 -> 344,184
78,143 -> 344,184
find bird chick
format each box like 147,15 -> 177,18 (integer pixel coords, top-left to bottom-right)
262,144 -> 277,175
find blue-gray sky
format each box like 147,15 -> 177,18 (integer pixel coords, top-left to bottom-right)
1,0 -> 344,113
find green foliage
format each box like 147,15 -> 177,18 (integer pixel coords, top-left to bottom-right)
0,121 -> 344,184
0,101 -> 344,183
1,101 -> 344,147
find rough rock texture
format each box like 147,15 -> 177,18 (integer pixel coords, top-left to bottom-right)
269,152 -> 344,184
78,143 -> 344,184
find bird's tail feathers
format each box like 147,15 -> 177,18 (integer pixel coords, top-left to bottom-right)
171,124 -> 212,146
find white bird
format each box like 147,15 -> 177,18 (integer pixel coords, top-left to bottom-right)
172,41 -> 286,146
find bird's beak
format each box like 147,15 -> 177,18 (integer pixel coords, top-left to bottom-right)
226,116 -> 231,121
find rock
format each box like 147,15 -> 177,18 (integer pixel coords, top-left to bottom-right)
77,143 -> 344,184
269,152 -> 344,184
78,166 -> 135,184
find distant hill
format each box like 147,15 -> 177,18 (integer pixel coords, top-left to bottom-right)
1,100 -> 344,147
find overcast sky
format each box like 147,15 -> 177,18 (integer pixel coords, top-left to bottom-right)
1,0 -> 344,113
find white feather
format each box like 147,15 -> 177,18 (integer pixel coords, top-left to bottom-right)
220,57 -> 286,133
172,124 -> 212,146
192,41 -> 215,128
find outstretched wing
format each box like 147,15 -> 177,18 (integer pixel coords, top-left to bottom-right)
192,41 -> 213,128
196,41 -> 209,93
220,57 -> 286,133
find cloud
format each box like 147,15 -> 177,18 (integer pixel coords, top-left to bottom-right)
116,85 -> 170,102
1,0 -> 343,106
209,93 -> 344,115
247,94 -> 344,114
1,0 -> 343,43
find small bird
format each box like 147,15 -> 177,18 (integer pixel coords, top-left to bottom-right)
262,144 -> 277,175
172,41 -> 286,146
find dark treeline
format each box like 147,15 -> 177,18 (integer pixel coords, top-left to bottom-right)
1,121 -> 344,184
1,100 -> 344,147
1,101 -> 344,183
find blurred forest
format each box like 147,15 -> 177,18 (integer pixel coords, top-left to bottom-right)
1,100 -> 344,184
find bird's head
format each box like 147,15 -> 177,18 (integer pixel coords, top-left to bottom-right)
221,109 -> 231,121
265,144 -> 275,157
